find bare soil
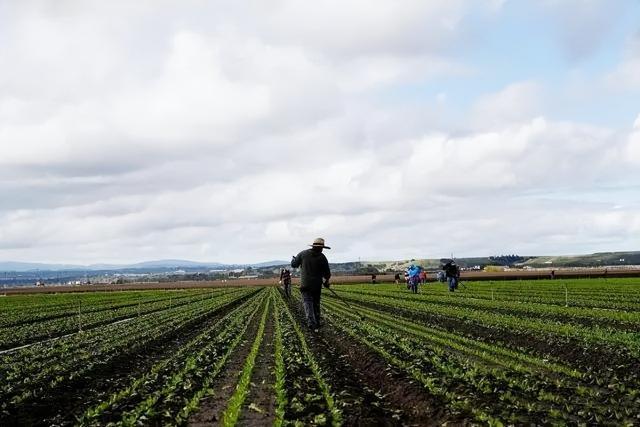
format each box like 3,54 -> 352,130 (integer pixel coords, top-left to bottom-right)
187,302 -> 264,426
236,304 -> 276,425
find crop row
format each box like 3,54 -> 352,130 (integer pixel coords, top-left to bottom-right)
0,289 -> 210,328
78,288 -> 267,425
334,287 -> 640,359
0,288 -> 239,350
0,288 -> 256,421
2,287 -> 347,426
274,289 -> 341,426
340,285 -> 640,330
322,295 -> 640,425
431,278 -> 640,309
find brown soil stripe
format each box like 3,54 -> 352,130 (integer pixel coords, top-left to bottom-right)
343,297 -> 640,381
187,299 -> 266,426
286,294 -> 462,426
236,302 -> 277,425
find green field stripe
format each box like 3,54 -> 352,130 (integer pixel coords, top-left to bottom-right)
0,289 -> 254,378
324,302 -> 582,424
325,297 -> 581,379
77,291 -> 261,424
0,289 -> 244,350
221,293 -> 272,426
281,293 -> 342,426
119,290 -> 268,425
322,305 -> 500,424
272,290 -> 287,427
2,292 -> 249,407
325,298 -> 640,424
334,289 -> 640,357
338,287 -> 640,326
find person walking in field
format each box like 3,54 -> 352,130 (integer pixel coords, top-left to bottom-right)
407,264 -> 422,294
443,261 -> 460,292
291,238 -> 332,331
394,272 -> 401,285
279,268 -> 292,298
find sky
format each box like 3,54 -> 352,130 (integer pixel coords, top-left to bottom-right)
0,0 -> 639,265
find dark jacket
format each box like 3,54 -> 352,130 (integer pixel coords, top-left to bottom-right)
280,269 -> 291,283
291,248 -> 331,292
443,263 -> 460,278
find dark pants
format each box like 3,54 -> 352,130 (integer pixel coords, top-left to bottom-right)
448,277 -> 458,292
301,290 -> 321,328
283,280 -> 291,298
409,277 -> 419,293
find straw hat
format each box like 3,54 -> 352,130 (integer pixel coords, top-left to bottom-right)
310,237 -> 331,249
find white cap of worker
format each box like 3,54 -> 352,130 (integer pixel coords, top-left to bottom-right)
309,237 -> 331,249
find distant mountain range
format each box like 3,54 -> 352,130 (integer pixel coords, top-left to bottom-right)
1,251 -> 638,273
360,251 -> 640,270
0,259 -> 289,272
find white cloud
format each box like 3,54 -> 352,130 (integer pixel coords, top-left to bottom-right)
255,1 -> 469,57
606,33 -> 640,90
626,114 -> 640,163
0,1 -> 637,264
470,81 -> 544,130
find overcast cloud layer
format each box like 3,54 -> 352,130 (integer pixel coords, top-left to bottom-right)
1,0 -> 639,264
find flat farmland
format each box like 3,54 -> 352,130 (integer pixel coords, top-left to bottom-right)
1,278 -> 639,425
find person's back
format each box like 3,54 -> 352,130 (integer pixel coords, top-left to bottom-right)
407,265 -> 421,293
291,248 -> 330,292
280,268 -> 292,297
443,262 -> 459,291
291,238 -> 331,330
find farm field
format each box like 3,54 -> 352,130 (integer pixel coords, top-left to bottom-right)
1,278 -> 639,425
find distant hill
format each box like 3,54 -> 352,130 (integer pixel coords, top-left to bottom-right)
521,251 -> 640,268
126,259 -> 227,269
360,251 -> 640,271
250,260 -> 289,268
0,259 -> 227,272
0,258 -> 290,273
0,261 -> 85,271
1,251 -> 638,273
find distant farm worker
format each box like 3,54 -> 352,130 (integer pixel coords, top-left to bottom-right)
371,274 -> 377,285
407,264 -> 422,294
443,261 -> 460,292
279,268 -> 292,298
394,272 -> 401,285
291,238 -> 332,331
550,270 -> 555,280
419,270 -> 427,285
